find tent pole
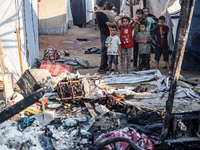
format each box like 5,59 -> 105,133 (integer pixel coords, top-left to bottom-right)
143,0 -> 146,7
16,28 -> 23,75
130,0 -> 133,18
161,0 -> 195,142
0,37 -> 8,105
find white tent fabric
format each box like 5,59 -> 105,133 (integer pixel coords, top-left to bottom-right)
66,0 -> 74,28
39,0 -> 74,35
120,0 -> 143,17
167,0 -> 181,14
167,0 -> 181,42
86,0 -> 93,23
0,0 -> 39,82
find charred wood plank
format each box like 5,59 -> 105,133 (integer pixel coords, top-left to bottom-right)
84,102 -> 97,118
156,137 -> 200,145
0,88 -> 45,124
17,70 -> 41,97
161,0 -> 196,142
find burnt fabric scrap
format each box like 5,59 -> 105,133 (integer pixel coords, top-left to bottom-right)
125,105 -> 163,125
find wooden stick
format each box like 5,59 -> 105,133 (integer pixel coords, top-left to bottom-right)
56,96 -> 84,101
16,28 -> 23,75
0,37 -> 8,104
59,80 -> 80,85
161,0 -> 196,142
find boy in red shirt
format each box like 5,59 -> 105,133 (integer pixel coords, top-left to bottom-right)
154,16 -> 171,75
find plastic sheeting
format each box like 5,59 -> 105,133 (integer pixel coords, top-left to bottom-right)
0,0 -> 39,81
167,0 -> 181,40
93,70 -> 200,112
71,0 -> 86,26
120,0 -> 143,17
86,0 -> 93,23
167,0 -> 181,14
172,0 -> 200,70
71,0 -> 93,25
100,69 -> 200,101
67,0 -> 74,28
101,69 -> 163,84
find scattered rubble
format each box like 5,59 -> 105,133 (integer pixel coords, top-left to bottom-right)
0,69 -> 200,149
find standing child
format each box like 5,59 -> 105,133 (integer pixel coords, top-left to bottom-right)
87,7 -> 98,30
105,25 -> 121,74
115,16 -> 138,73
154,16 -> 171,75
135,22 -> 152,71
133,9 -> 149,70
143,7 -> 157,32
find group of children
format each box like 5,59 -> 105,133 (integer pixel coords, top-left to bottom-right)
89,3 -> 171,75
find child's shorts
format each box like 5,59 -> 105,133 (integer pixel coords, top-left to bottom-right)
108,55 -> 118,64
94,19 -> 97,24
155,46 -> 169,61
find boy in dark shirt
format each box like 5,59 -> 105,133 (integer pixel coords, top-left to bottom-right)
154,16 -> 171,75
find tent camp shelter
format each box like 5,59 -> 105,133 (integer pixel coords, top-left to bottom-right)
38,0 -> 74,35
71,0 -> 93,27
0,0 -> 39,81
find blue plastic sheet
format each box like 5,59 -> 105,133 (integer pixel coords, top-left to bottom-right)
171,0 -> 200,70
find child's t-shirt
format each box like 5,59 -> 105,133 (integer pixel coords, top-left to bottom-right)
101,10 -> 116,23
135,32 -> 152,55
154,25 -> 169,48
105,35 -> 121,55
133,19 -> 149,39
119,25 -> 134,48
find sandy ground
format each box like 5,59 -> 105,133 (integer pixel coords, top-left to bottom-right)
39,21 -> 200,83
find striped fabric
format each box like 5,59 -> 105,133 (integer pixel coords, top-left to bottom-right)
40,61 -> 73,76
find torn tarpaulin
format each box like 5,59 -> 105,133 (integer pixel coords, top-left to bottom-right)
101,70 -> 163,84
175,86 -> 200,100
55,56 -> 92,69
